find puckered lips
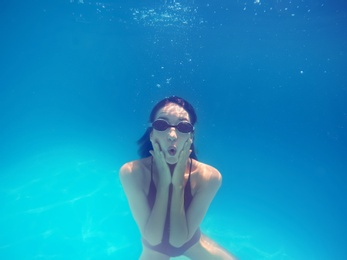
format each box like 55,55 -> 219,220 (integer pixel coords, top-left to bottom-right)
167,146 -> 177,156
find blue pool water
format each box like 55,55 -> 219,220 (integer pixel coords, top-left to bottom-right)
0,0 -> 346,259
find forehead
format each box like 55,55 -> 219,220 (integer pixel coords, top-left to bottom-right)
155,103 -> 190,121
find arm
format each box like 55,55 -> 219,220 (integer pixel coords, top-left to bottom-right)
144,181 -> 170,245
119,161 -> 170,245
169,165 -> 222,247
169,184 -> 188,247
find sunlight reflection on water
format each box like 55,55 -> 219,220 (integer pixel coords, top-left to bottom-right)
0,147 -> 137,259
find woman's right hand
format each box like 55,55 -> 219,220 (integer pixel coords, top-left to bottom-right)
149,141 -> 171,186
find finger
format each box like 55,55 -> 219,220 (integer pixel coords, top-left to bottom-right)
152,142 -> 161,155
159,151 -> 166,162
178,145 -> 190,162
152,142 -> 165,161
183,139 -> 192,153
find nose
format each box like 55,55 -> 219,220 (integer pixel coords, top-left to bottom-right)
167,127 -> 177,141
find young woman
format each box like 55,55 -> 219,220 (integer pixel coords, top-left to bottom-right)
120,96 -> 237,259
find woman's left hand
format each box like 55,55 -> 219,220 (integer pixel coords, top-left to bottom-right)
171,138 -> 192,187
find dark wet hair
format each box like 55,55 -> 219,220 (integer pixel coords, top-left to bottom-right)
137,96 -> 198,160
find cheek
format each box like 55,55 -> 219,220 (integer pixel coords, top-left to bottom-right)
151,131 -> 165,142
177,134 -> 190,145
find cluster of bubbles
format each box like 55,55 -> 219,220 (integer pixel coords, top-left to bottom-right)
242,0 -> 316,17
68,0 -> 323,26
131,1 -> 205,28
68,0 -> 206,28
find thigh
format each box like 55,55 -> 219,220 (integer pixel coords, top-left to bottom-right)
183,234 -> 237,260
140,246 -> 170,260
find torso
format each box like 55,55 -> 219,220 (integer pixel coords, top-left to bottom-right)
121,156 -> 221,257
139,156 -> 202,257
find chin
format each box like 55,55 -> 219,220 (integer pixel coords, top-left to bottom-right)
165,156 -> 178,165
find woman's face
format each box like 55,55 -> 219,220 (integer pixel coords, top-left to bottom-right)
150,102 -> 193,165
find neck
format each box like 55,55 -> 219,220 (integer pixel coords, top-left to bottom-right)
167,158 -> 191,174
168,163 -> 176,174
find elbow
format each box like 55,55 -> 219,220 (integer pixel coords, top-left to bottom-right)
169,234 -> 189,248
169,239 -> 185,248
170,228 -> 201,247
142,228 -> 162,246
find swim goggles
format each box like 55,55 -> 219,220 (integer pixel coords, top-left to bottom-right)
151,119 -> 194,133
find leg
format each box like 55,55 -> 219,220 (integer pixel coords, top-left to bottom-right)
140,246 -> 170,260
183,234 -> 237,260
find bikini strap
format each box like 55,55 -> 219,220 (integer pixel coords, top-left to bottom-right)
187,158 -> 193,181
150,156 -> 154,181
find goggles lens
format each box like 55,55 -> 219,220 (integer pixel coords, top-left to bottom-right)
152,119 -> 194,133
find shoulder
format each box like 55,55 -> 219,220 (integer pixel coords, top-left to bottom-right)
119,157 -> 151,188
119,157 -> 150,174
192,160 -> 222,190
